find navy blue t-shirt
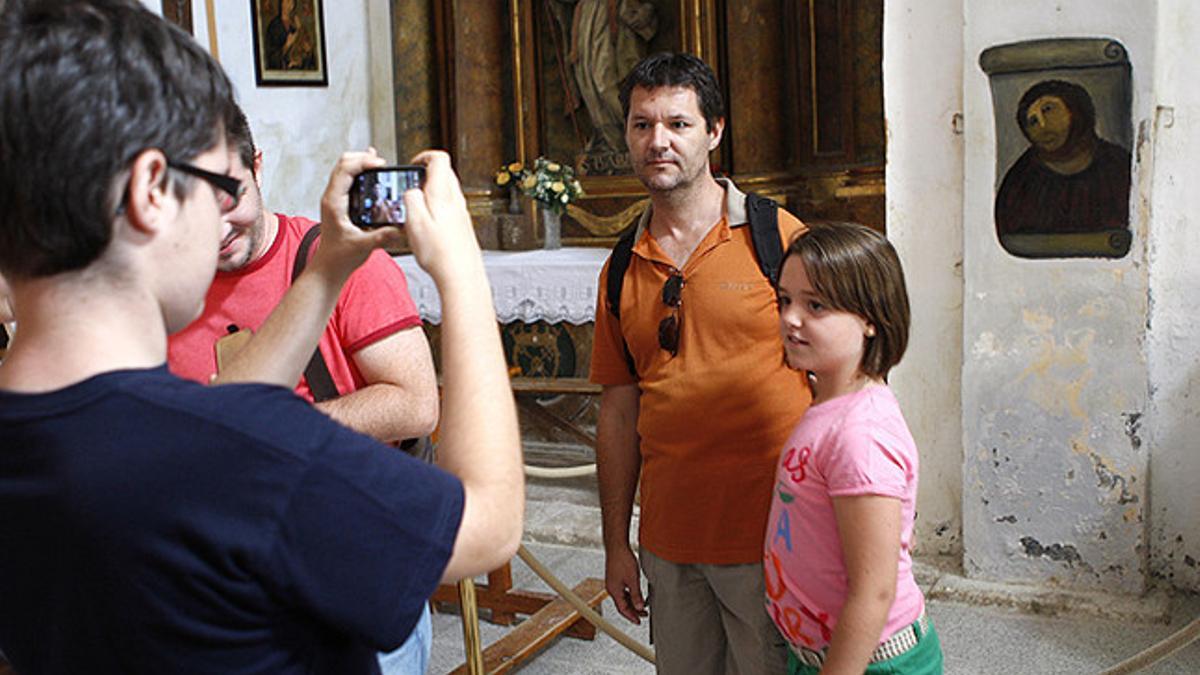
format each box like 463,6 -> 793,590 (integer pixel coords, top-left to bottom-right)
0,367 -> 464,674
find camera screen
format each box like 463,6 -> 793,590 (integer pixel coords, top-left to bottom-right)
350,166 -> 424,228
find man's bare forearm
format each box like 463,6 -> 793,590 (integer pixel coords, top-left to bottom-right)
596,384 -> 641,553
400,150 -> 523,583
212,263 -> 348,387
314,382 -> 438,442
435,261 -> 523,580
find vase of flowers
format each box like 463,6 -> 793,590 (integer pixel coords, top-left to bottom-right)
493,162 -> 529,215
496,157 -> 583,250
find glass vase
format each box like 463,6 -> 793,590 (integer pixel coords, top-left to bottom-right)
507,186 -> 522,214
541,207 -> 562,250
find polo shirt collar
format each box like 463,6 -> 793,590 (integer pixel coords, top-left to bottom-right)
630,177 -> 748,244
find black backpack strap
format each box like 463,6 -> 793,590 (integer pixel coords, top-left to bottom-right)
291,224 -> 427,458
291,223 -> 323,282
604,227 -> 639,378
745,192 -> 784,287
291,224 -> 339,403
605,227 -> 637,319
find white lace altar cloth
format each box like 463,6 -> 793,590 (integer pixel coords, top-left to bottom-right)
392,247 -> 609,325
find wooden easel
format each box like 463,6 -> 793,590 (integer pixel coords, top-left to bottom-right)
434,569 -> 607,673
435,376 -> 607,673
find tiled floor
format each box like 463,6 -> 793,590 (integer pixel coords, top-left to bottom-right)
426,462 -> 1200,674
430,541 -> 1200,674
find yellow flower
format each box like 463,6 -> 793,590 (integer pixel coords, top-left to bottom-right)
522,175 -> 537,189
551,181 -> 565,193
546,162 -> 561,172
508,162 -> 523,172
496,171 -> 510,186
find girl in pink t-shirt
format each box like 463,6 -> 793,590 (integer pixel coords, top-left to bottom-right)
764,223 -> 943,674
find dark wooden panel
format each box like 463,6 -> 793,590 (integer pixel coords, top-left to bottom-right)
815,0 -> 849,155
392,0 -> 442,155
851,1 -> 884,164
788,0 -> 884,168
784,0 -> 885,231
452,0 -> 511,190
161,0 -> 192,34
793,0 -> 855,163
722,0 -> 793,175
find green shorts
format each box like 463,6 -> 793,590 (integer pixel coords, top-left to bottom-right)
787,617 -> 944,675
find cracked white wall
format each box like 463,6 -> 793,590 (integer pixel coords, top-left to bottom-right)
890,0 -> 1200,594
1145,0 -> 1200,591
961,0 -> 1156,596
885,0 -> 966,558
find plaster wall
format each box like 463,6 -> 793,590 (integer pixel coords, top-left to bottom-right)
177,0 -> 396,220
961,1 -> 1157,595
1146,0 -> 1200,591
883,0 -> 965,557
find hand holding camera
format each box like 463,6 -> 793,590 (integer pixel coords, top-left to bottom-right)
398,150 -> 483,286
311,148 -> 478,291
312,148 -> 405,281
348,165 -> 425,228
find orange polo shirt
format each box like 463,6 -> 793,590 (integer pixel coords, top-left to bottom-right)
590,181 -> 811,565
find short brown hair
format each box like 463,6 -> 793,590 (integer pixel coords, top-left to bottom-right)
782,222 -> 910,379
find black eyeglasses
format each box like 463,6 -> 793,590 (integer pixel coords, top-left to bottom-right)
658,272 -> 683,356
168,160 -> 245,213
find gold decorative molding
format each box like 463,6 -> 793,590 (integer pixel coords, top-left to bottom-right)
567,199 -> 649,237
510,0 -> 525,161
204,0 -> 219,61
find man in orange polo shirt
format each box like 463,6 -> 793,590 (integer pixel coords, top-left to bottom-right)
591,52 -> 811,674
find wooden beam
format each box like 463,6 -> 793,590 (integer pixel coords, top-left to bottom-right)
509,377 -> 601,396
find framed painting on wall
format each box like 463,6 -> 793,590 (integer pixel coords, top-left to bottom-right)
980,38 -> 1133,259
249,0 -> 329,87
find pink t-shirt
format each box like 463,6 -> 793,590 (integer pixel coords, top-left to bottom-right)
168,213 -> 422,400
763,384 -> 925,652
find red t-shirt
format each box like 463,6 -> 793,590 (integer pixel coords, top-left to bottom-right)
168,213 -> 422,399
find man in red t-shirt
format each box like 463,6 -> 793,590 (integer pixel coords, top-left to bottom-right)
167,107 -> 438,674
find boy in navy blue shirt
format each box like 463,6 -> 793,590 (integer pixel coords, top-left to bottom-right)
0,2 -> 523,673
